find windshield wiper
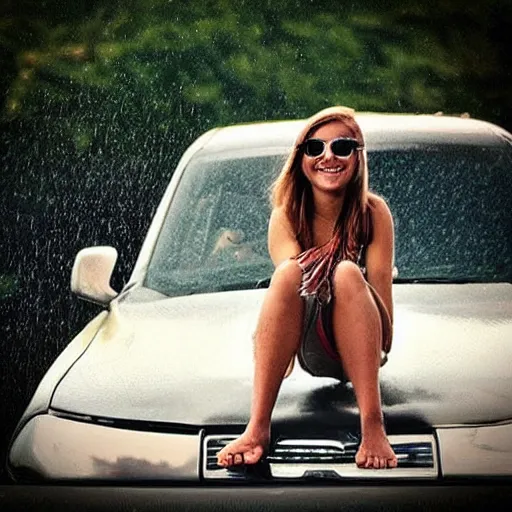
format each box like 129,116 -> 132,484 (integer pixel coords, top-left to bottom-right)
255,277 -> 271,289
214,277 -> 272,292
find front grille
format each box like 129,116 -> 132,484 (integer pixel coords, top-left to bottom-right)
203,434 -> 438,480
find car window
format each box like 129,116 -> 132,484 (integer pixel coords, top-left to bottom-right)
146,144 -> 511,297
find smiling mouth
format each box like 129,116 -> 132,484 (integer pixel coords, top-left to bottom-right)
316,167 -> 345,174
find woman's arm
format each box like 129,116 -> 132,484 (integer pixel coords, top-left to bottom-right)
365,195 -> 395,326
268,206 -> 302,267
265,207 -> 304,378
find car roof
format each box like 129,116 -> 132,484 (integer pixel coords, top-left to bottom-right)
200,113 -> 512,154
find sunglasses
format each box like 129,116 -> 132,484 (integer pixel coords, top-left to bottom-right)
300,137 -> 363,158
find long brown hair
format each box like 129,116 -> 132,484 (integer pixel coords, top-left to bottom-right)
272,106 -> 370,260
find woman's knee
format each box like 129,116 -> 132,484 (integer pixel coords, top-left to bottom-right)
332,260 -> 366,298
270,258 -> 303,292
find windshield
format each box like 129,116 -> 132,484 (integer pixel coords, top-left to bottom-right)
146,144 -> 511,296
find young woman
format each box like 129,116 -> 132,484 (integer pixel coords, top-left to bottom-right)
217,106 -> 398,470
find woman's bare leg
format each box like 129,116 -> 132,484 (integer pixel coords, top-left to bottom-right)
217,259 -> 304,466
331,261 -> 397,469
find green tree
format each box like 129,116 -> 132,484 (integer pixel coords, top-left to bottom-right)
2,0 -> 511,131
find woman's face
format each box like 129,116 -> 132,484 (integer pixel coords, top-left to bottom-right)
301,120 -> 359,196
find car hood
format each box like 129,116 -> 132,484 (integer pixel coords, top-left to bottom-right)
51,284 -> 512,430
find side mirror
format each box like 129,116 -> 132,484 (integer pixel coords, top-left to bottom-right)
71,246 -> 119,305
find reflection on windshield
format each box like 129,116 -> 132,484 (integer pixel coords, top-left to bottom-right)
146,146 -> 511,297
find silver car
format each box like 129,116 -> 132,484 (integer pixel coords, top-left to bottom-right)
7,113 -> 512,486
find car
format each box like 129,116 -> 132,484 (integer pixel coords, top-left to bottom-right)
6,113 -> 512,492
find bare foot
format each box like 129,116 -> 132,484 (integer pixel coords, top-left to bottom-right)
355,420 -> 398,469
217,426 -> 270,467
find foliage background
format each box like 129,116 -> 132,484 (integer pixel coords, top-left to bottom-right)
1,0 -> 511,481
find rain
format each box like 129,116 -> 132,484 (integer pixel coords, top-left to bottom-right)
1,0 -> 512,485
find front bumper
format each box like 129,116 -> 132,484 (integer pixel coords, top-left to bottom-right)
437,422 -> 512,477
8,413 -> 512,482
8,413 -> 200,481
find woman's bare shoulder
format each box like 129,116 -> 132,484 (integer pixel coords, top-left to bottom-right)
367,192 -> 394,245
368,192 -> 390,209
368,193 -> 393,222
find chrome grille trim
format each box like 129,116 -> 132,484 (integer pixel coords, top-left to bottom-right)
203,434 -> 438,480
203,435 -> 253,480
269,438 -> 358,464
